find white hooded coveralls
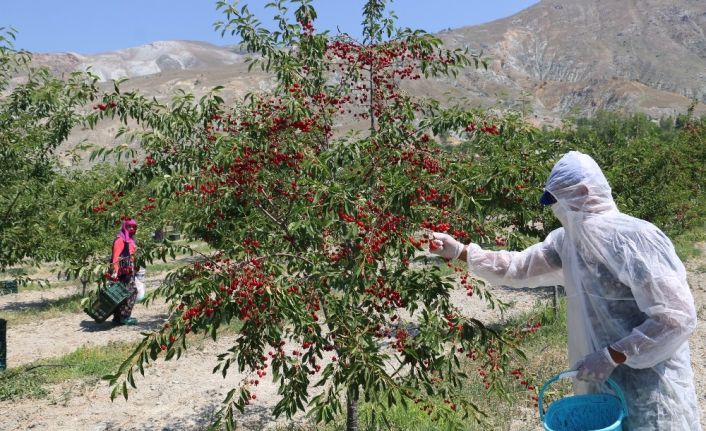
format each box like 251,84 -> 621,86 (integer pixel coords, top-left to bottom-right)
465,151 -> 700,430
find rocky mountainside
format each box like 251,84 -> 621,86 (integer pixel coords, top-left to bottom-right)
22,0 -> 706,125
436,0 -> 706,121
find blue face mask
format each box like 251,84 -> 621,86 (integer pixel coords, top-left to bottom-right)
539,190 -> 557,206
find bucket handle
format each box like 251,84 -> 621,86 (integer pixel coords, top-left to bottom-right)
538,370 -> 629,422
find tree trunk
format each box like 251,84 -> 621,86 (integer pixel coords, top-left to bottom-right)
346,392 -> 359,431
552,285 -> 560,321
81,278 -> 89,296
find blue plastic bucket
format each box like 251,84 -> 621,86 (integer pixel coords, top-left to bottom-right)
539,371 -> 628,431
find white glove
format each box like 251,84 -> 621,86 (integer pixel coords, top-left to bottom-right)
430,232 -> 465,260
574,347 -> 618,382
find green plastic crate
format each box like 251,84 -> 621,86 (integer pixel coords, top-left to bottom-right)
0,280 -> 18,295
84,282 -> 130,322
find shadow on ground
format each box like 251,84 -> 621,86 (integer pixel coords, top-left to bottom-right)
94,400 -> 284,431
79,314 -> 169,333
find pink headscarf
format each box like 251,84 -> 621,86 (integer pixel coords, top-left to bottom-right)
117,218 -> 137,247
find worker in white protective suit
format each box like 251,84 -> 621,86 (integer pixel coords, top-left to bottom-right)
430,151 -> 701,430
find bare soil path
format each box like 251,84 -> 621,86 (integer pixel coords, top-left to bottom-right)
685,245 -> 706,426
1,277 -> 169,366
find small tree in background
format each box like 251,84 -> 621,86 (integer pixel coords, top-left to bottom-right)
0,28 -> 177,289
0,27 -> 102,276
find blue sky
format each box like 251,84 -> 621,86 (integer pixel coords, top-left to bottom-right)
2,0 -> 539,54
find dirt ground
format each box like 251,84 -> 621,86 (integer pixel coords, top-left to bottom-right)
1,245 -> 704,430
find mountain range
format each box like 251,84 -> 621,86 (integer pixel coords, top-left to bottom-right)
25,0 -> 706,127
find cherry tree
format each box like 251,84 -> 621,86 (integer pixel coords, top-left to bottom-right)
96,1 -> 547,428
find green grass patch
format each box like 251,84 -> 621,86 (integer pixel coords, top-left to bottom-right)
0,341 -> 138,401
1,267 -> 76,294
3,293 -> 85,325
146,260 -> 189,274
3,265 -> 40,278
672,225 -> 706,262
276,401 -> 474,431
186,240 -> 213,254
451,298 -> 569,430
145,240 -> 214,275
17,279 -> 79,293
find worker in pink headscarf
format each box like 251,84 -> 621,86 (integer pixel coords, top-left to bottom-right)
111,218 -> 139,325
